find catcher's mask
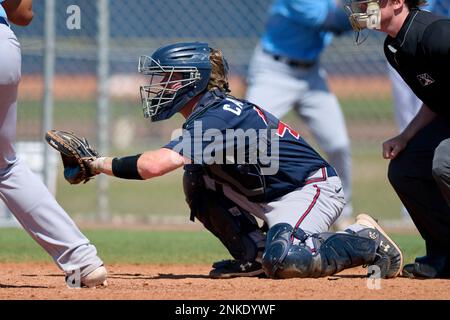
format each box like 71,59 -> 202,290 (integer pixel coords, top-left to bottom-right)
138,42 -> 212,122
345,0 -> 381,44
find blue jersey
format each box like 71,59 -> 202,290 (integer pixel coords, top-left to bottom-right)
164,90 -> 331,202
261,0 -> 352,61
0,0 -> 7,20
425,0 -> 450,17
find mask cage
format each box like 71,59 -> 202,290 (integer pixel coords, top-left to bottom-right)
138,55 -> 201,119
344,0 -> 380,45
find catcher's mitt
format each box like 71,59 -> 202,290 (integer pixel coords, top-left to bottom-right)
45,130 -> 100,184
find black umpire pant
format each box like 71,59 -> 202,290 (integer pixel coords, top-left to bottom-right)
388,117 -> 450,256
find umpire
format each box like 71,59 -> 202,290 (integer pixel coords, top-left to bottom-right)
346,0 -> 450,278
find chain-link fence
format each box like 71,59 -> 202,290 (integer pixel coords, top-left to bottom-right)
2,0 -> 449,226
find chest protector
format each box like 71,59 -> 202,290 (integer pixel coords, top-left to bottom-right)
187,90 -> 278,203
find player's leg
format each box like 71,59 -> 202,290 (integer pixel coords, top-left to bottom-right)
183,165 -> 266,278
0,158 -> 105,283
387,63 -> 422,222
0,24 -> 105,287
245,46 -> 300,119
0,24 -> 20,167
259,170 -> 402,279
432,137 -> 450,207
295,65 -> 353,225
215,168 -> 345,235
388,117 -> 450,278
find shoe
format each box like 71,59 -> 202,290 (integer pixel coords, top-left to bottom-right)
209,259 -> 265,279
81,265 -> 108,288
355,213 -> 403,278
402,255 -> 450,279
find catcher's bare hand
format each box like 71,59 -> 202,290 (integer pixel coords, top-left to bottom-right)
382,134 -> 408,159
84,157 -> 107,175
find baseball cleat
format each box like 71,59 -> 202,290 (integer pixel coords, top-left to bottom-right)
356,213 -> 403,278
209,259 -> 265,279
81,265 -> 108,288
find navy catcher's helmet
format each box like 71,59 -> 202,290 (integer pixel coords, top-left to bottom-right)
138,42 -> 213,122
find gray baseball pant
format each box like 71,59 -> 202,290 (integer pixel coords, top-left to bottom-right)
433,137 -> 450,208
0,24 -> 102,277
203,167 -> 346,248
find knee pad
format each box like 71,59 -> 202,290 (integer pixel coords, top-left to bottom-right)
261,223 -> 292,277
262,223 -> 317,278
262,223 -> 378,279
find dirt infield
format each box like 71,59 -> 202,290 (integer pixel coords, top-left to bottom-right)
0,263 -> 449,300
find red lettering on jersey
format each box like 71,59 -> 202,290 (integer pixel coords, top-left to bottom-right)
277,121 -> 300,139
253,106 -> 268,126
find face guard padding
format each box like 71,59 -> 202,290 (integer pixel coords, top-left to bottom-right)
345,0 -> 381,44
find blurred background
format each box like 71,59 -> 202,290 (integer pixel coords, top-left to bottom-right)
1,0 -> 446,229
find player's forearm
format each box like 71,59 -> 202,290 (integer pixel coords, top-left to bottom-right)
137,149 -> 187,179
89,148 -> 187,180
400,104 -> 437,142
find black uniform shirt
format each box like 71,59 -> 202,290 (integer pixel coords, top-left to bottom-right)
384,9 -> 450,119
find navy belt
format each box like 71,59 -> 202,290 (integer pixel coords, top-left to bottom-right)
0,17 -> 9,27
326,166 -> 338,178
304,166 -> 338,185
264,49 -> 316,69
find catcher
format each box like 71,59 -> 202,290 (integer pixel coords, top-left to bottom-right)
47,42 -> 403,279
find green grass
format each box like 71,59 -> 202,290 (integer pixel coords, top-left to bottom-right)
0,228 -> 229,264
351,148 -> 402,220
56,170 -> 187,217
391,234 -> 426,266
340,98 -> 394,120
0,228 -> 424,266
